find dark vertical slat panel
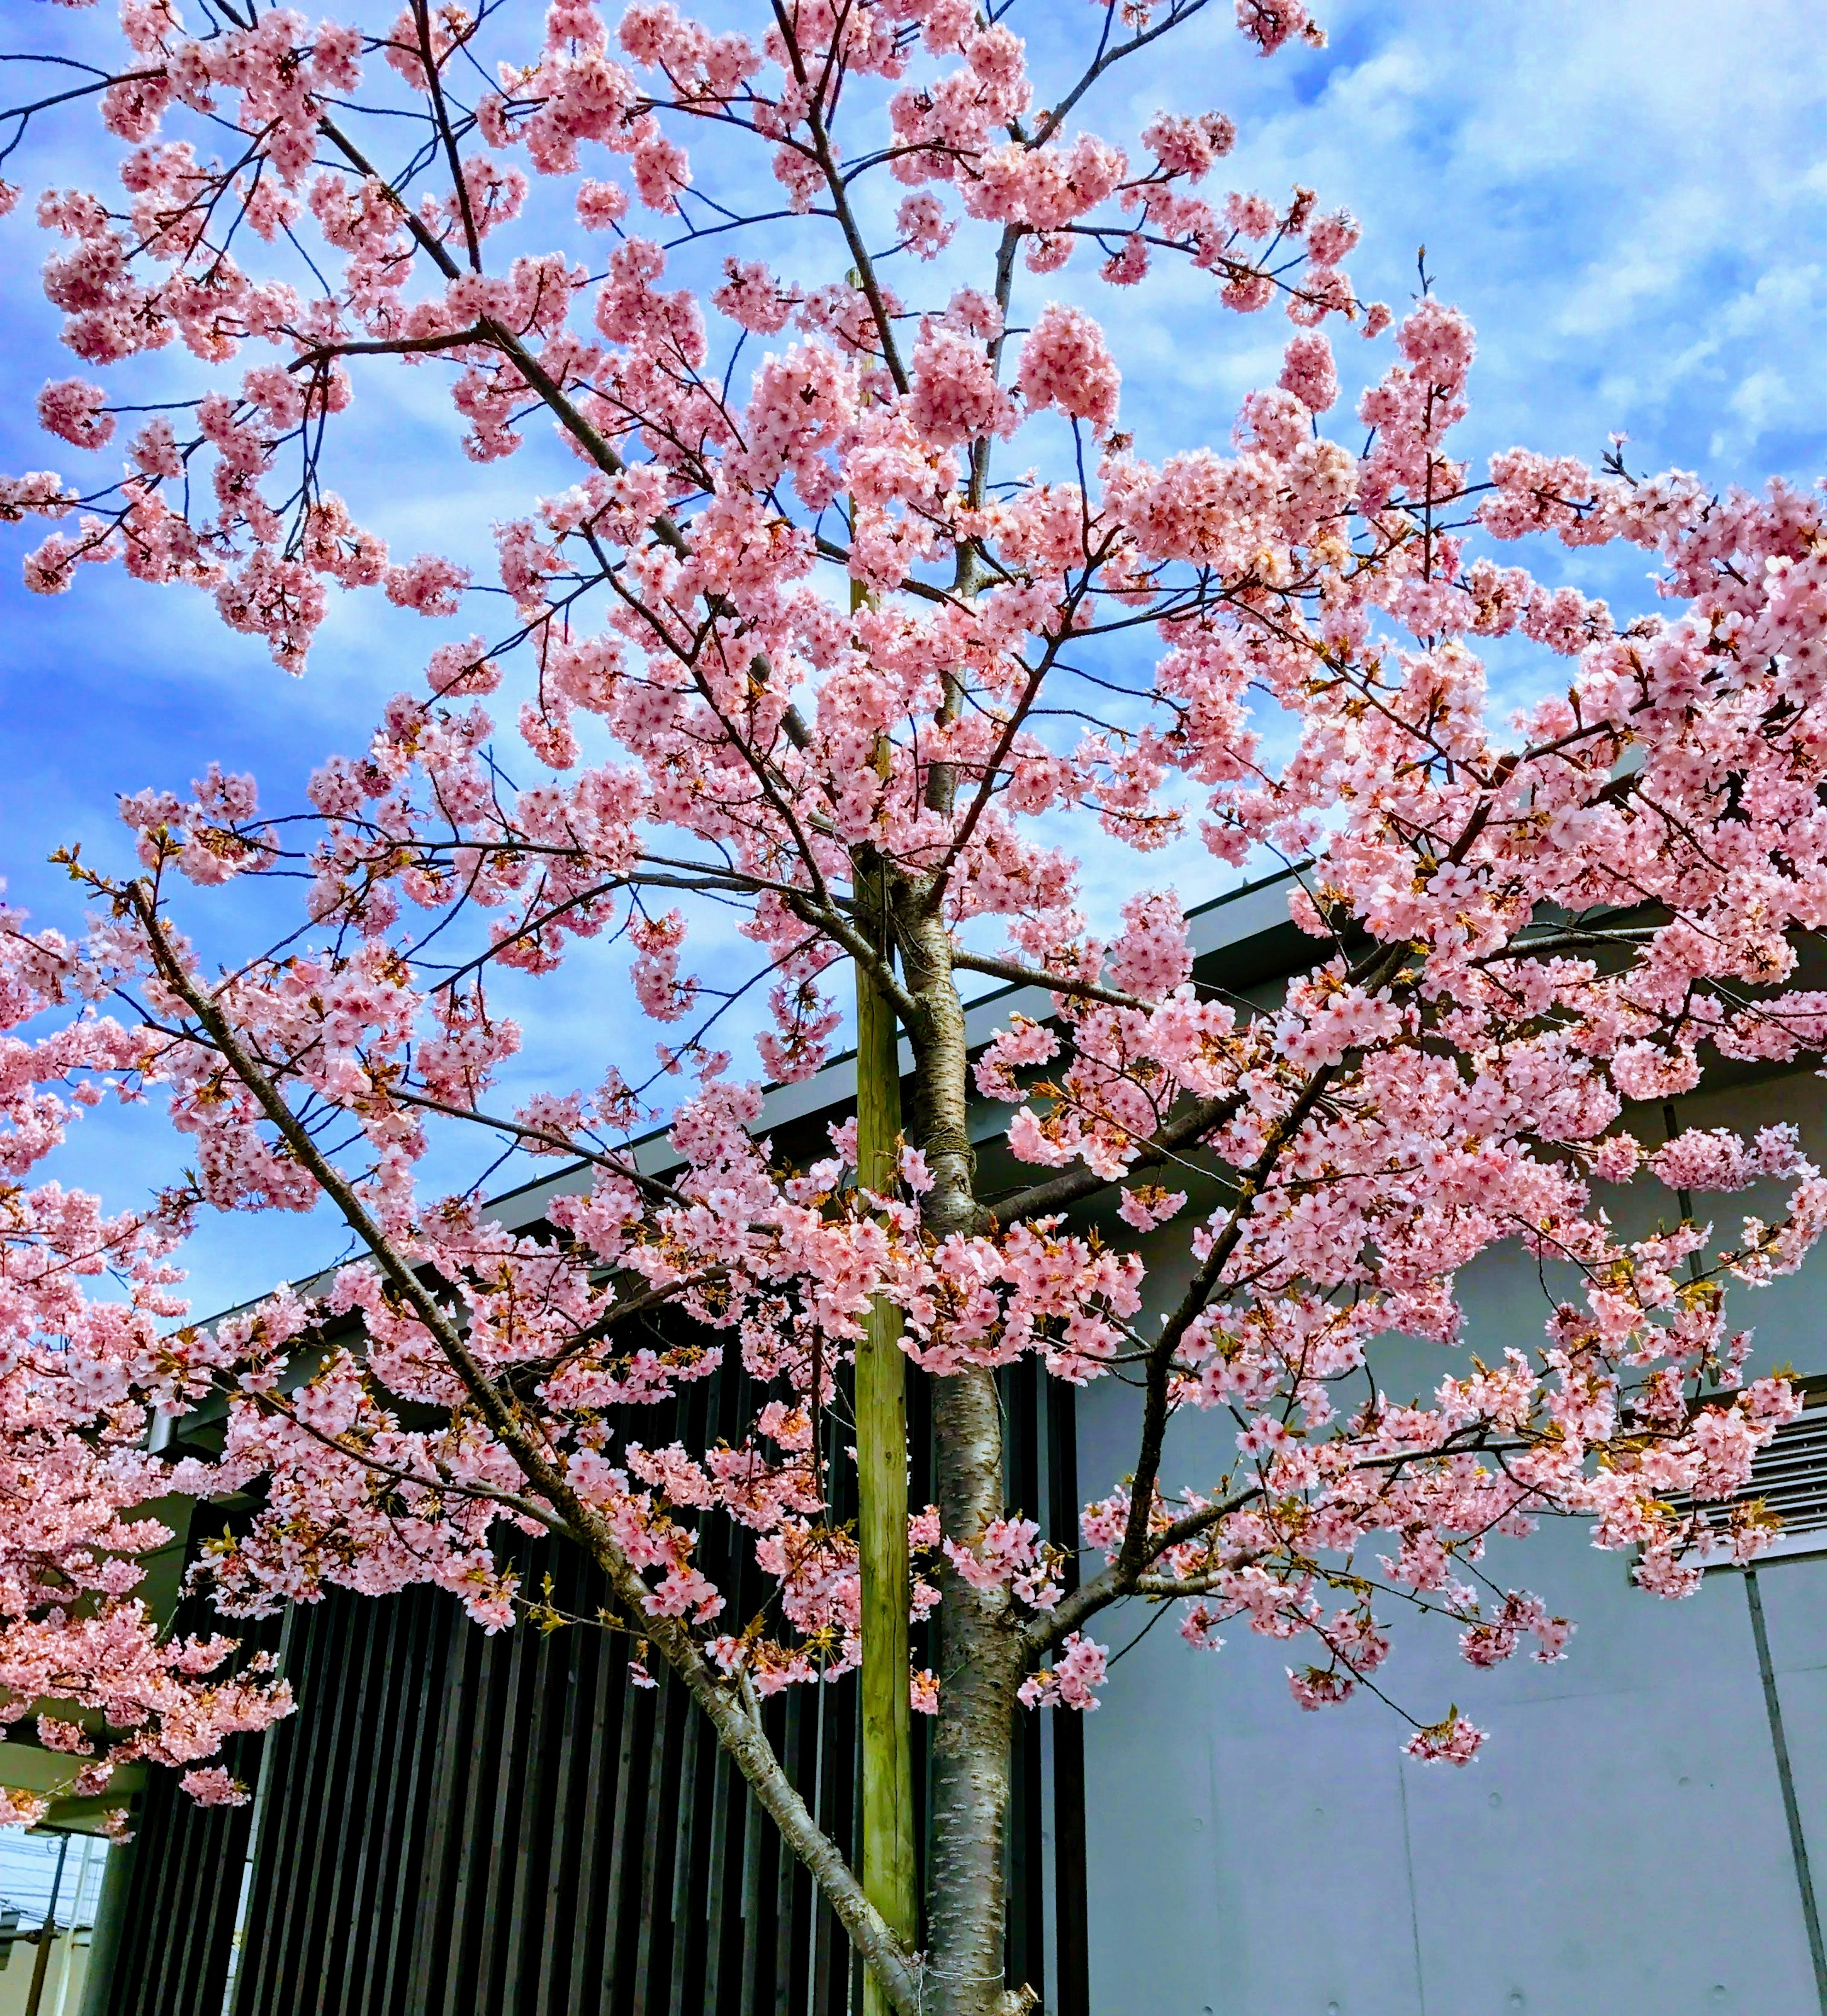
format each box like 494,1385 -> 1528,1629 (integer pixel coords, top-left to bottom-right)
536,1587 -> 592,2016
632,1671 -> 669,2009
806,1678 -> 834,2016
665,1689 -> 702,2016
441,1621 -> 493,2011
602,1652 -> 648,2016
774,1688 -> 804,2016
330,1594 -> 400,2016
311,1592 -> 384,2016
229,1751 -> 287,2012
326,1594 -> 384,2016
480,1588 -> 537,2016
444,1620 -> 507,2010
105,1596 -> 274,2016
503,1607 -> 550,2013
234,1597 -> 323,2015
848,1705 -> 865,2016
232,1603 -> 309,2016
110,1309 -> 1090,2016
132,1762 -> 198,2014
752,1724 -> 782,2016
738,1774 -> 765,2016
631,1663 -> 679,2016
703,1735 -> 738,2016
166,1767 -> 217,2012
817,1670 -> 857,2016
567,1626 -> 623,2016
256,1593 -> 342,2011
404,1594 -> 476,2016
114,1783 -> 165,2016
269,1595 -> 341,2006
371,1590 -> 447,2016
237,1604 -> 308,2016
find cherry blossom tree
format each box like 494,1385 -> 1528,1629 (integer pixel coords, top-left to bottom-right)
3,3 -> 1827,2011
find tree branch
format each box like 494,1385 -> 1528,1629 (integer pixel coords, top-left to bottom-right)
951,949 -> 1154,1015
126,881 -> 924,2016
987,1091 -> 1246,1225
1110,1058 -> 1343,1587
1029,0 -> 1213,148
1022,1484 -> 1260,1656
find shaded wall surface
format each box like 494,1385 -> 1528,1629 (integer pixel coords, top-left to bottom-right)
104,1359 -> 1088,2016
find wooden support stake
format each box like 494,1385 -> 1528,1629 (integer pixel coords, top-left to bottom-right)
855,750 -> 917,2012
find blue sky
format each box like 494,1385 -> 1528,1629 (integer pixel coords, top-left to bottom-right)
2,0 -> 1826,1318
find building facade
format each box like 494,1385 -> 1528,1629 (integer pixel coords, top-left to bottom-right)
29,875 -> 1827,2016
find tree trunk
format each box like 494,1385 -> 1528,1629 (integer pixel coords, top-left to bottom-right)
927,1366 -> 1028,2016
898,896 -> 1031,2016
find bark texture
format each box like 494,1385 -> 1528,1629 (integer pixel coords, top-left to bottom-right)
899,888 -> 1034,2016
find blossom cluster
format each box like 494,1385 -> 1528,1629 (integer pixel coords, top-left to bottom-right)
0,0 -> 1825,1821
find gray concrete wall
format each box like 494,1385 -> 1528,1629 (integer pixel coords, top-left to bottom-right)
1076,1067 -> 1827,2016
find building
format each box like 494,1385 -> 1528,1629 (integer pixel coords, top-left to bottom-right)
28,875 -> 1827,2016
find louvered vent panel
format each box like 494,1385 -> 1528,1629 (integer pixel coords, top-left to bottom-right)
1688,1400 -> 1827,1563
1743,1405 -> 1827,1537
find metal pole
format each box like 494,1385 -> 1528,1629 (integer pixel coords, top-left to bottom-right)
1746,1567 -> 1827,2014
24,1831 -> 70,2016
49,1837 -> 92,2016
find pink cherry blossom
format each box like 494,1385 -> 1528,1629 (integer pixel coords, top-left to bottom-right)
1017,305 -> 1121,435
0,2 -> 1824,1997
